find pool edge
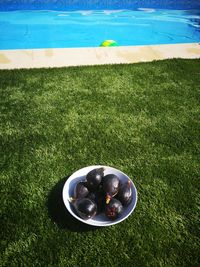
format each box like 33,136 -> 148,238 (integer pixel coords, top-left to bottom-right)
0,43 -> 200,69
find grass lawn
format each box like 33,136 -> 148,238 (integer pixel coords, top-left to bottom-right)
0,59 -> 200,267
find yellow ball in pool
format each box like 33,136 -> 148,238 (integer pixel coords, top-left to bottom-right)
100,40 -> 119,47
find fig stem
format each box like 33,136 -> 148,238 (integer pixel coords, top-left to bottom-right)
69,197 -> 75,203
106,194 -> 111,204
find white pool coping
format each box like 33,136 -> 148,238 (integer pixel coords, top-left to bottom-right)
0,43 -> 199,69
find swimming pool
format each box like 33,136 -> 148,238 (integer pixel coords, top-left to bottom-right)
0,8 -> 200,50
1,0 -> 200,11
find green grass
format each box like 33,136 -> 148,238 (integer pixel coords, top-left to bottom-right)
0,59 -> 200,267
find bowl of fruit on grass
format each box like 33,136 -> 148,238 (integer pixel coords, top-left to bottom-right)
62,165 -> 138,226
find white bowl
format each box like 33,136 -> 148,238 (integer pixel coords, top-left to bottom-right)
62,165 -> 138,226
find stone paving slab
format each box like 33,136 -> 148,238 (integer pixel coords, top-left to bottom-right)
0,43 -> 199,69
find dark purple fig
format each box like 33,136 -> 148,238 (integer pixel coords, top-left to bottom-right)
74,198 -> 97,220
74,181 -> 89,199
102,174 -> 120,203
116,180 -> 132,206
105,198 -> 123,220
86,167 -> 105,191
88,191 -> 105,214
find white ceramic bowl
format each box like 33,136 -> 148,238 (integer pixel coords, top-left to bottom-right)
62,165 -> 138,226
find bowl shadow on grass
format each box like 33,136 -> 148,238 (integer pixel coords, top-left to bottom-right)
47,176 -> 98,232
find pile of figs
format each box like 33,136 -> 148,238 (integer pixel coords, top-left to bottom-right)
70,167 -> 133,220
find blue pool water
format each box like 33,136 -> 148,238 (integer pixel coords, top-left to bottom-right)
1,0 -> 200,11
0,9 -> 200,50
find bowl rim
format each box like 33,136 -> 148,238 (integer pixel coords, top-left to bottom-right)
62,165 -> 138,226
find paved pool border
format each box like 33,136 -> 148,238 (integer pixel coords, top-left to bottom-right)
0,43 -> 199,69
